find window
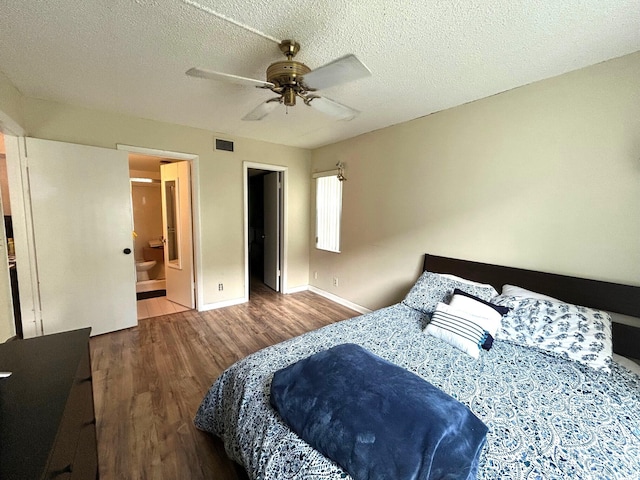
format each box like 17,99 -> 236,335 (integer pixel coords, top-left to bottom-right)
315,173 -> 342,253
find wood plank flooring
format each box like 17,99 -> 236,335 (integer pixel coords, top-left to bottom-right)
90,281 -> 360,480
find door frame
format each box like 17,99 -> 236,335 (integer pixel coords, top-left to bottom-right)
117,144 -> 202,310
243,162 -> 287,300
5,136 -> 46,337
262,170 -> 283,292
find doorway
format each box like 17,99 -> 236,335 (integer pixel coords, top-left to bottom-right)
244,163 -> 286,297
127,150 -> 197,319
0,132 -> 21,338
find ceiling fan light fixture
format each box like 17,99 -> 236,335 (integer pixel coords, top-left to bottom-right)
283,88 -> 296,106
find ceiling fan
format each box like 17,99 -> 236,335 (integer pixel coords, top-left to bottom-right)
186,40 -> 371,121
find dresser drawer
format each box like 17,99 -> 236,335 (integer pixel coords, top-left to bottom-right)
45,346 -> 97,479
69,421 -> 99,480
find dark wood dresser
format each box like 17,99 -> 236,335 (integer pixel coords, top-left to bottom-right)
0,328 -> 98,479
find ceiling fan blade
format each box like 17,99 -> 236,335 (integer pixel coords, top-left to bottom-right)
186,67 -> 275,88
307,96 -> 360,121
303,54 -> 371,90
242,99 -> 281,121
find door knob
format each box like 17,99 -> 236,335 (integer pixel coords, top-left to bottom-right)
123,248 -> 132,255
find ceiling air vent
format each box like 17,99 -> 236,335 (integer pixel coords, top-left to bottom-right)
215,138 -> 234,152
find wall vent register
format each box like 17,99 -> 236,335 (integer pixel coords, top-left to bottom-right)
215,138 -> 234,152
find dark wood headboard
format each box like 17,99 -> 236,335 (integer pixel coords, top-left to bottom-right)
422,254 -> 640,359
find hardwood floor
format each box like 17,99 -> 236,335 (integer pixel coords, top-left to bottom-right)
90,281 -> 360,480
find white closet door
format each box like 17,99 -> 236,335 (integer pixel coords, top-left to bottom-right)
26,138 -> 137,336
263,171 -> 280,292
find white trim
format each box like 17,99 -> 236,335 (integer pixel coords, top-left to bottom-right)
283,284 -> 309,294
117,144 -> 203,312
199,296 -> 246,311
243,162 -> 288,301
0,112 -> 26,137
308,286 -> 372,315
312,169 -> 339,179
5,136 -> 42,337
117,144 -> 197,161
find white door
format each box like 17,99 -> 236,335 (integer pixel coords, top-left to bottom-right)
263,172 -> 281,291
26,138 -> 137,336
161,161 -> 194,308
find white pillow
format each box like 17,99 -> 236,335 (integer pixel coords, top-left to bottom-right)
425,302 -> 500,359
493,296 -> 613,372
501,284 -> 559,302
448,294 -> 503,337
612,353 -> 640,376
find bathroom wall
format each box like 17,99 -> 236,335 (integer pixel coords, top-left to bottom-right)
0,137 -> 14,341
130,179 -> 163,276
0,154 -> 10,215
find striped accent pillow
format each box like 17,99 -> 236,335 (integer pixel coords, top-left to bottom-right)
425,303 -> 501,358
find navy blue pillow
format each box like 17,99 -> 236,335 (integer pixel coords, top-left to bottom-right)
270,343 -> 488,480
453,288 -> 510,315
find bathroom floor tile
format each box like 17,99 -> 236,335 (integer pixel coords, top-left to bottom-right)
137,296 -> 191,320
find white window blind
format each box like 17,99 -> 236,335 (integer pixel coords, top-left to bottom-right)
315,174 -> 342,253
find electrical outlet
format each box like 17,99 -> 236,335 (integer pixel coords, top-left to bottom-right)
218,283 -> 223,291
314,271 -> 318,279
333,277 -> 339,287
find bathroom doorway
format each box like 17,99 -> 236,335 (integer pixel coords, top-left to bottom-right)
0,132 -> 22,338
128,152 -> 196,319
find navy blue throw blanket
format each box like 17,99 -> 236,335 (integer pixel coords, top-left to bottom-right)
270,343 -> 488,480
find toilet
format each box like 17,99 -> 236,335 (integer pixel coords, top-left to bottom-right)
135,260 -> 157,282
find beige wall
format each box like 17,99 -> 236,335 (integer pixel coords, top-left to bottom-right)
20,98 -> 311,305
0,72 -> 24,134
1,51 -> 639,327
310,52 -> 640,311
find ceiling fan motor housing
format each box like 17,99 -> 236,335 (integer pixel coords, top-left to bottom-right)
266,61 -> 311,106
266,61 -> 311,86
265,40 -> 312,106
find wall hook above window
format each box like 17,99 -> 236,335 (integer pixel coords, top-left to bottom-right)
336,161 -> 347,182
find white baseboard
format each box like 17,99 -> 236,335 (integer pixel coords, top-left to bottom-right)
198,296 -> 247,312
307,286 -> 372,315
196,288 -> 372,316
283,284 -> 309,294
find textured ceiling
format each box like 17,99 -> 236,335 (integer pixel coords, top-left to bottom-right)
1,0 -> 639,149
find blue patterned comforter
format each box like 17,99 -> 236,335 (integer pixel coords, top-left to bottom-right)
194,304 -> 640,479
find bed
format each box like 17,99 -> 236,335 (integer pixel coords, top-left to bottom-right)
195,254 -> 640,479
